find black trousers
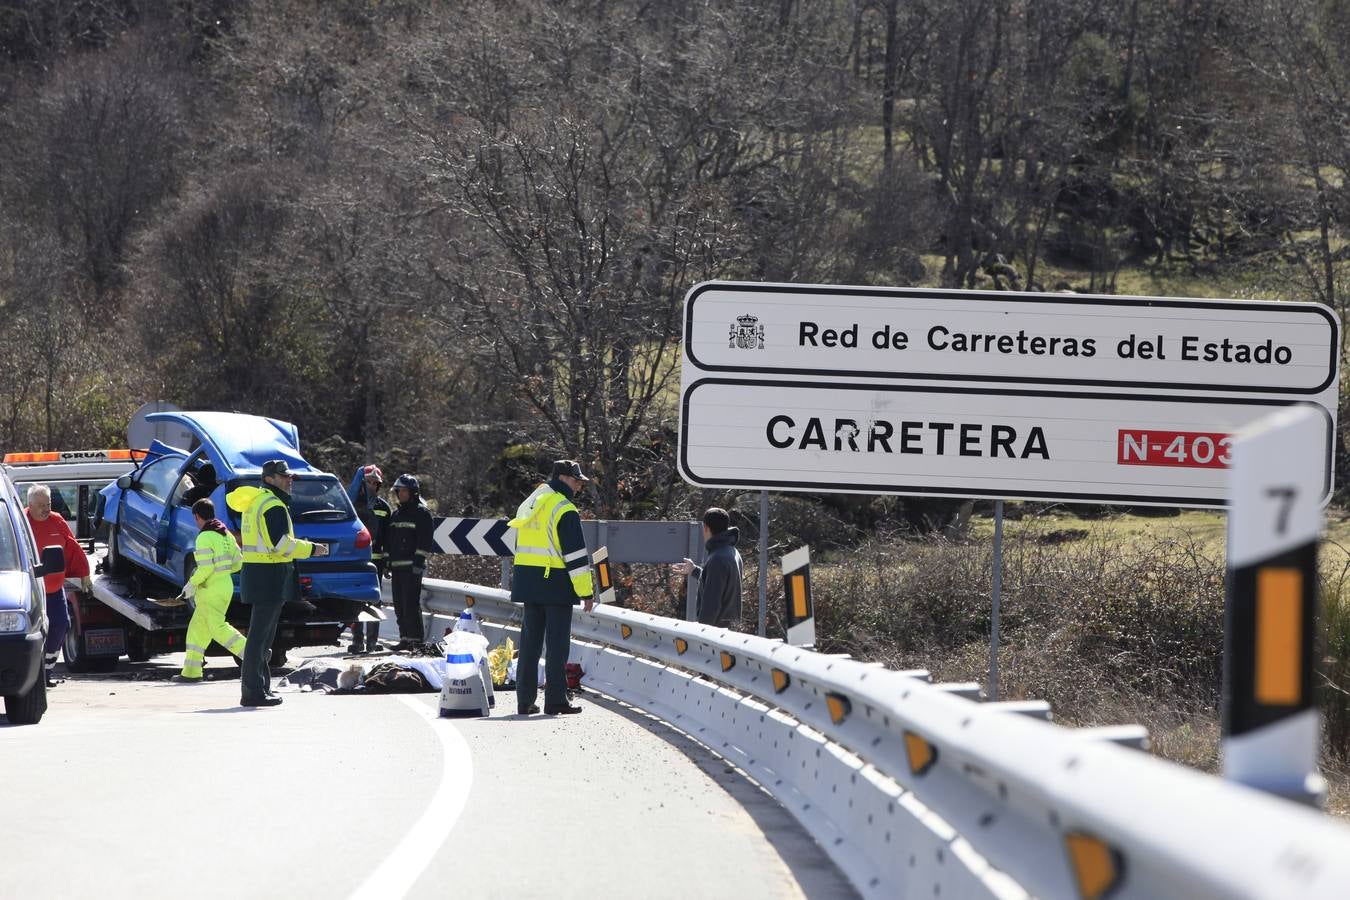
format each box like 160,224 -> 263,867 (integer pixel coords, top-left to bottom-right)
515,603 -> 574,710
390,569 -> 424,642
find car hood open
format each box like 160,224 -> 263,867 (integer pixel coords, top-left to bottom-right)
145,411 -> 314,480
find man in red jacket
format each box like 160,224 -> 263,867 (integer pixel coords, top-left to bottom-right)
25,484 -> 91,687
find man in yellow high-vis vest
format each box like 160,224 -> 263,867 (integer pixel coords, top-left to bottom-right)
226,459 -> 327,706
508,459 -> 594,715
173,498 -> 247,682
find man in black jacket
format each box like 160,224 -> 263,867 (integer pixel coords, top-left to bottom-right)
386,473 -> 434,648
348,464 -> 390,653
671,507 -> 743,628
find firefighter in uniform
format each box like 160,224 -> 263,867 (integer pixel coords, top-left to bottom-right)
509,460 -> 595,715
385,474 -> 434,648
226,459 -> 327,706
174,498 -> 247,682
346,464 -> 390,653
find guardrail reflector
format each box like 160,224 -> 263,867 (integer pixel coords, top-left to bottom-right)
620,624 -> 632,640
903,731 -> 937,776
720,651 -> 735,672
675,637 -> 689,655
1064,832 -> 1121,900
825,692 -> 850,724
772,669 -> 790,693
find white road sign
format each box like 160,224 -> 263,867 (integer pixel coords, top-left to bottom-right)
679,281 -> 1339,505
689,282 -> 1338,398
678,379 -> 1333,506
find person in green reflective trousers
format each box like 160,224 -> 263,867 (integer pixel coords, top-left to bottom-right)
174,498 -> 247,683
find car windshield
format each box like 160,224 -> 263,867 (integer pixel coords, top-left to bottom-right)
234,475 -> 355,523
0,501 -> 20,570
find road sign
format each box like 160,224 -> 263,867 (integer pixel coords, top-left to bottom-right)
679,379 -> 1334,505
432,517 -> 515,556
680,281 -> 1340,505
1223,407 -> 1325,806
688,282 -> 1338,395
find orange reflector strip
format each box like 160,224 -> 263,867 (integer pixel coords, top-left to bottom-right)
1256,567 -> 1302,705
789,574 -> 807,619
620,624 -> 632,639
1064,832 -> 1121,900
825,692 -> 850,724
720,651 -> 735,672
903,731 -> 937,775
598,562 -> 611,590
771,669 -> 790,693
675,638 -> 688,655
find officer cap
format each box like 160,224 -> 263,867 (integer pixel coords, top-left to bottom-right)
262,459 -> 292,478
550,459 -> 590,482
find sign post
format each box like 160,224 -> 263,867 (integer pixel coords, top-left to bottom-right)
990,500 -> 1004,701
758,490 -> 769,638
1223,406 -> 1326,806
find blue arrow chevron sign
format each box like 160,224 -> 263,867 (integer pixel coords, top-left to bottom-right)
431,517 -> 516,556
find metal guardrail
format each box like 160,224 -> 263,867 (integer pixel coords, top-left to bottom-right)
419,578 -> 1350,899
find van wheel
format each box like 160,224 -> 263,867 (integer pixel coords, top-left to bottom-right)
63,603 -> 118,674
106,526 -> 130,577
3,673 -> 48,725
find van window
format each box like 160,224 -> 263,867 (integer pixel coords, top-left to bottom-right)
0,502 -> 21,571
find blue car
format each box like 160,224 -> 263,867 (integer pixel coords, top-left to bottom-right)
1,465 -> 67,724
97,412 -> 379,615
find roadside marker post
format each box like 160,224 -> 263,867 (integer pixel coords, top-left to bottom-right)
782,545 -> 814,647
1223,405 -> 1326,807
592,546 -> 616,605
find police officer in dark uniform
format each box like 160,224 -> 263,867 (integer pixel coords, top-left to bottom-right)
385,474 -> 434,648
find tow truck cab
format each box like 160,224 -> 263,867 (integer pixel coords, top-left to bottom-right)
2,449 -> 138,541
0,466 -> 66,725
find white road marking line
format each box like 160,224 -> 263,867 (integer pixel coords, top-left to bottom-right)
348,696 -> 474,900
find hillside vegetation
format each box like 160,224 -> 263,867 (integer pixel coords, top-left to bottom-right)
4,1 -> 1350,797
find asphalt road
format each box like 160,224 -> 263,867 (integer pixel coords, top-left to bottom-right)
1,639 -> 855,900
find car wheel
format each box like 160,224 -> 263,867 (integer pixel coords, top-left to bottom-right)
62,602 -> 118,674
3,670 -> 48,725
106,525 -> 130,577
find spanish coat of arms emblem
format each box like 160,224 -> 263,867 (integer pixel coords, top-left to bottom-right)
729,313 -> 765,349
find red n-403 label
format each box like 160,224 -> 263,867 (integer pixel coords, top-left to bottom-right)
1117,429 -> 1233,469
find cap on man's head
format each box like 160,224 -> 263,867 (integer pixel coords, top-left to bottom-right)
550,459 -> 590,482
262,459 -> 292,478
363,464 -> 384,484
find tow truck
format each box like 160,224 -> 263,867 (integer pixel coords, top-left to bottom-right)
5,447 -> 377,673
